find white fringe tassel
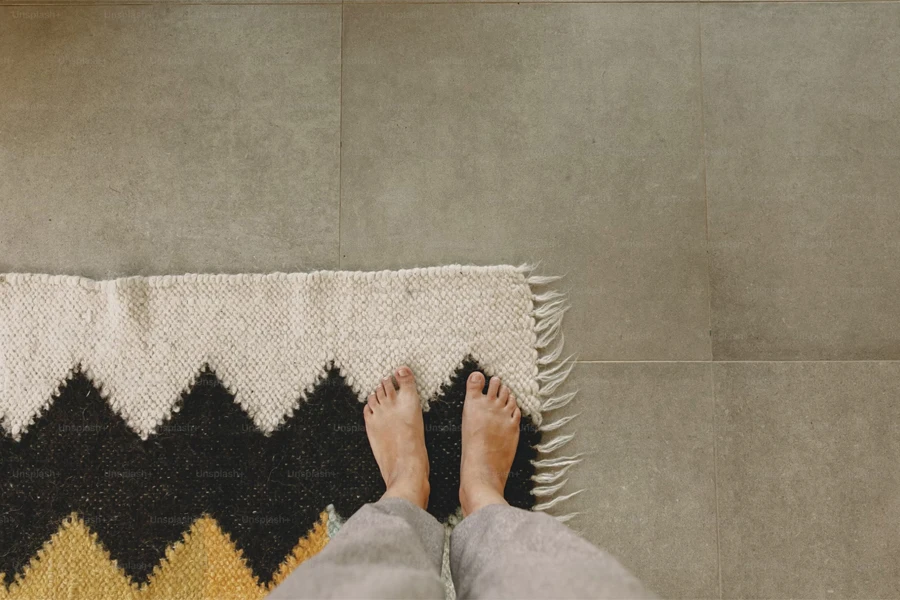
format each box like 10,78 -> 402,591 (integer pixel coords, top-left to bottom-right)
541,390 -> 577,412
518,264 -> 584,523
554,512 -> 581,524
537,336 -> 565,365
531,479 -> 569,497
531,461 -> 575,484
539,413 -> 579,432
532,490 -> 584,512
534,432 -> 574,454
531,454 -> 582,469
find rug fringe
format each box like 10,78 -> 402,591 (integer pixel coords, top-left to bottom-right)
536,336 -> 565,365
535,359 -> 575,396
532,489 -> 583,512
554,512 -> 581,524
531,462 -> 575,484
520,264 -> 584,524
540,390 -> 577,412
534,306 -> 568,349
531,479 -> 569,497
539,413 -> 579,432
534,432 -> 575,454
531,454 -> 583,469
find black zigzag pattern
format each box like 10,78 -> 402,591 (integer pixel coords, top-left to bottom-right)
0,358 -> 539,585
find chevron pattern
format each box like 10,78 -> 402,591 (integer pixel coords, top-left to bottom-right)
0,360 -> 540,590
0,512 -> 330,599
0,266 -> 577,600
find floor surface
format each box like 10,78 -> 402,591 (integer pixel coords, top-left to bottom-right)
2,1 -> 899,597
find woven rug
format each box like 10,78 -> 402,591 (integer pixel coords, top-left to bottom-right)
0,265 -> 579,600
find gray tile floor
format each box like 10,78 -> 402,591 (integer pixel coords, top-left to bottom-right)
1,1 -> 898,598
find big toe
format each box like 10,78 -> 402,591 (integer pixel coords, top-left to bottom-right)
394,366 -> 416,391
466,372 -> 486,397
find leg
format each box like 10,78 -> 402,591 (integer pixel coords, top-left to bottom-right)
269,367 -> 443,600
450,371 -> 655,600
451,504 -> 654,600
269,497 -> 445,600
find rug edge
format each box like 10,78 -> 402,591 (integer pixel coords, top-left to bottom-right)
518,264 -> 583,524
0,265 -> 523,290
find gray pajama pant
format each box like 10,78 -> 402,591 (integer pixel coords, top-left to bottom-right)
268,498 -> 655,600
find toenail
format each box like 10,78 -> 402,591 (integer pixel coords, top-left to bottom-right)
469,372 -> 483,382
398,367 -> 410,376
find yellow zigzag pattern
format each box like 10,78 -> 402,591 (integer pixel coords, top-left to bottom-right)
0,512 -> 329,600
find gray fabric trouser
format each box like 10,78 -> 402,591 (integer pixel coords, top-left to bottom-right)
268,498 -> 655,600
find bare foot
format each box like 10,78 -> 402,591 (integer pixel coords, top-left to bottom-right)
364,366 -> 430,510
459,371 -> 521,517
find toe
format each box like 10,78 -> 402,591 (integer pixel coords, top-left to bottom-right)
382,376 -> 397,400
375,382 -> 387,403
487,376 -> 501,400
367,393 -> 378,408
466,371 -> 485,396
499,384 -> 510,406
394,366 -> 416,391
512,405 -> 521,423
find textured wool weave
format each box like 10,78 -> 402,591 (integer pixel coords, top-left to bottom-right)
0,265 -> 579,599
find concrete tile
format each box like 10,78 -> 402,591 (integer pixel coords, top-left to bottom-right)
701,0 -> 877,3
714,362 -> 900,598
542,362 -> 718,599
341,4 -> 709,361
3,0 -> 339,6
702,4 -> 900,360
0,6 -> 341,278
346,0 -> 679,4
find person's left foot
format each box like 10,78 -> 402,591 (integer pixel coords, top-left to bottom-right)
364,367 -> 430,510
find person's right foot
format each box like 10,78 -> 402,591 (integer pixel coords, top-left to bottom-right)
459,371 -> 521,516
364,366 -> 430,510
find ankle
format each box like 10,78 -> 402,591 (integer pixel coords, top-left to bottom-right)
384,478 -> 430,510
459,483 -> 507,517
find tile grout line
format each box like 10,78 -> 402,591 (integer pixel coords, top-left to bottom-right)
334,0 -> 900,3
337,0 -> 344,269
8,1 -> 900,6
696,7 -> 724,597
709,362 -> 724,600
573,359 -> 900,363
697,1 -> 715,366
